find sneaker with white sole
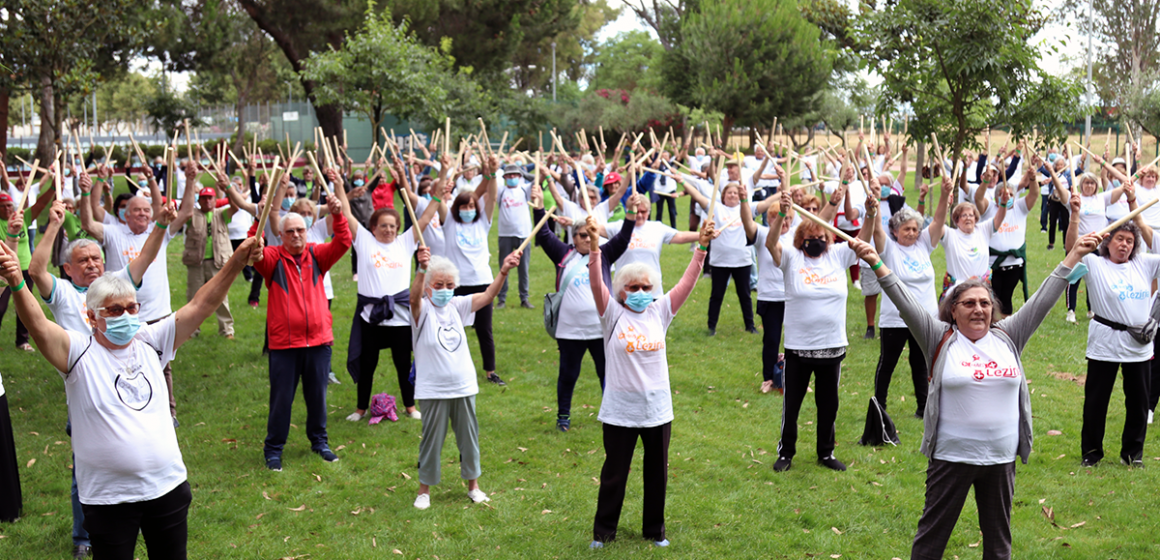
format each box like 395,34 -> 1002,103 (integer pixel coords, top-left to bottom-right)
653,539 -> 670,547
467,488 -> 490,503
414,494 -> 430,509
1066,310 -> 1077,323
345,411 -> 364,422
406,409 -> 421,420
328,372 -> 341,385
1150,410 -> 1154,425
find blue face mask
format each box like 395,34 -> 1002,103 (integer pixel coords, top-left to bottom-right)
459,209 -> 477,222
303,216 -> 314,229
117,208 -> 127,222
137,180 -> 147,189
101,313 -> 141,345
881,186 -> 892,199
625,290 -> 654,312
281,198 -> 292,211
421,193 -> 432,200
353,179 -> 365,187
505,177 -> 519,187
430,288 -> 454,307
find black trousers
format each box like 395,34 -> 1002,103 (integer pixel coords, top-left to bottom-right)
1081,359 -> 1150,463
989,264 -> 1024,316
357,324 -> 414,410
1063,279 -> 1087,313
653,196 -> 678,228
778,351 -> 842,459
756,301 -> 785,384
911,459 -> 1015,560
1151,337 -> 1160,412
1046,199 -> 1068,245
0,270 -> 33,346
707,265 -> 754,331
593,422 -> 671,543
264,347 -> 331,459
81,481 -> 192,560
454,284 -> 495,372
556,338 -> 605,419
875,327 -> 929,417
0,394 -> 20,522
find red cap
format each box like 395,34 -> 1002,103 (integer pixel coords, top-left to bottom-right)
198,187 -> 216,198
603,172 -> 621,185
0,193 -> 11,203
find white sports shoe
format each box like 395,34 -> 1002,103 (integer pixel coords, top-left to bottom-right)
345,412 -> 364,422
413,493 -> 430,510
1149,410 -> 1154,425
467,488 -> 490,503
406,409 -> 422,420
1066,310 -> 1077,323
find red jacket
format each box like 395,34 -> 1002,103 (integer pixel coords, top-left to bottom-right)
252,212 -> 352,349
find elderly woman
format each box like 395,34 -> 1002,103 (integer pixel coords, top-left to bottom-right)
683,178 -> 756,335
340,170 -> 440,422
601,190 -> 701,294
870,178 -> 948,420
1065,188 -> 1156,466
437,155 -> 505,385
850,228 -> 1101,559
0,229 -> 260,556
408,247 -> 522,510
587,217 -> 713,548
533,184 -> 642,431
767,187 -> 877,472
937,178 -> 1007,300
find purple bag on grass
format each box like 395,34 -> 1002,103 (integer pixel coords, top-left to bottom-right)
367,393 -> 399,424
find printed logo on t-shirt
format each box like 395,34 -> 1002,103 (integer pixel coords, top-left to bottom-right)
627,234 -> 657,251
961,354 -> 1020,381
995,221 -> 1021,234
437,325 -> 463,352
122,245 -> 142,263
572,271 -> 590,288
371,250 -> 404,270
501,194 -> 526,209
456,228 -> 483,249
115,366 -> 153,411
617,324 -> 665,353
902,255 -> 932,275
1110,278 -> 1149,301
965,245 -> 981,258
797,267 -> 840,286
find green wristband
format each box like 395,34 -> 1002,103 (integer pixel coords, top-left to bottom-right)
871,260 -> 884,271
417,267 -> 427,274
11,279 -> 25,292
5,230 -> 20,239
697,243 -> 709,251
431,196 -> 441,204
778,211 -> 786,217
155,222 -> 168,230
81,192 -> 91,197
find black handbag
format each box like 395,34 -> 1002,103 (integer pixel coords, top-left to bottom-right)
859,396 -> 900,446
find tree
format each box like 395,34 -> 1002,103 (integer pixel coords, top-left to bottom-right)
855,0 -> 1088,161
508,1 -> 618,94
663,0 -> 833,136
590,31 -> 665,92
621,0 -> 698,51
143,83 -> 202,136
298,6 -> 469,146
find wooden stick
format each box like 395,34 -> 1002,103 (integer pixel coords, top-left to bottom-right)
444,118 -> 451,154
498,131 -> 509,154
396,166 -> 426,247
707,155 -> 725,219
1099,197 -> 1159,235
55,152 -> 63,200
599,126 -> 607,154
792,203 -> 856,242
13,157 -> 40,211
305,152 -> 331,196
515,207 -> 556,255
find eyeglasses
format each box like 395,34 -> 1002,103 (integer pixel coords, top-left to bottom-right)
97,303 -> 141,317
625,284 -> 653,292
955,299 -> 992,309
574,232 -> 590,240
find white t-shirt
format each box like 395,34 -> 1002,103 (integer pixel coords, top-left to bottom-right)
942,221 -> 994,282
754,222 -> 797,302
306,218 -> 334,300
934,331 -> 1022,465
1075,193 -> 1107,235
603,220 -> 678,293
708,204 -> 751,268
599,295 -> 676,428
779,244 -> 858,350
879,232 -> 938,329
824,182 -> 867,231
63,316 -> 186,505
414,197 -> 445,257
1080,254 -> 1160,362
1105,186 -> 1130,224
968,185 -> 997,222
554,254 -> 601,340
988,198 -> 1030,267
102,225 -> 176,322
1136,185 -> 1160,228
442,211 -> 493,286
497,183 -> 533,238
228,208 -> 254,240
355,223 -> 418,326
412,296 -> 479,400
454,175 -> 482,198
45,268 -> 136,333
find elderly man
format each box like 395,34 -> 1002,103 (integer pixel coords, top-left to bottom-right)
253,169 -> 352,471
0,168 -> 55,351
79,162 -> 200,424
496,163 -> 534,309
172,173 -> 239,339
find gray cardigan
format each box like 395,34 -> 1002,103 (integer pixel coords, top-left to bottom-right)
878,263 -> 1073,464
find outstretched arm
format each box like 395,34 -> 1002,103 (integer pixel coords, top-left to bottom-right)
0,243 -> 70,371
472,250 -> 521,312
128,202 -> 177,285
31,202 -> 66,299
667,224 -> 712,313
77,172 -> 105,242
173,237 -> 262,349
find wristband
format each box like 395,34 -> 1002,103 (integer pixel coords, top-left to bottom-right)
81,192 -> 91,197
697,243 -> 709,251
778,211 -> 786,217
95,178 -> 107,183
625,211 -> 636,216
841,180 -> 849,185
485,173 -> 496,180
431,196 -> 441,204
5,230 -> 20,239
417,267 -> 427,274
870,260 -> 884,271
155,222 -> 168,230
11,279 -> 25,292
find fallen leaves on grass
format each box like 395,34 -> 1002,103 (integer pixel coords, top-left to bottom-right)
25,459 -> 34,468
288,504 -> 307,512
542,509 -> 552,514
831,527 -> 843,535
400,472 -> 411,480
1047,430 -> 1062,436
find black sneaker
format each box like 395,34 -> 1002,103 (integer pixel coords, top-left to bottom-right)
315,447 -> 339,462
1081,456 -> 1100,467
496,301 -> 506,309
557,417 -> 571,432
746,326 -> 759,334
863,326 -> 875,340
521,301 -> 535,309
819,456 -> 847,471
73,545 -> 92,559
486,372 -> 507,386
708,328 -> 716,336
773,456 -> 793,472
266,457 -> 283,472
1122,455 -> 1144,468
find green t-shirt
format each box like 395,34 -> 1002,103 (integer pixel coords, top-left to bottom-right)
62,212 -> 85,241
0,218 -> 32,269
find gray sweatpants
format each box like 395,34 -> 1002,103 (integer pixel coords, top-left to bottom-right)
417,396 -> 481,486
911,458 -> 1015,560
497,236 -> 530,304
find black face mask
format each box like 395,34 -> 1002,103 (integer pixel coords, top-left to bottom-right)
803,238 -> 827,257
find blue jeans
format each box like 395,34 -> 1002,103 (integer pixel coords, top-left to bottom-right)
264,346 -> 332,459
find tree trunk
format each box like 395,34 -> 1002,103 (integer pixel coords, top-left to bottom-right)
0,86 -> 8,160
233,97 -> 246,161
721,115 -> 735,148
37,76 -> 57,164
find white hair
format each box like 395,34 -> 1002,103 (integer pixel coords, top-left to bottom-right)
86,272 -> 136,312
425,255 -> 460,287
612,263 -> 660,300
281,212 -> 306,231
65,238 -> 102,263
888,207 -> 925,239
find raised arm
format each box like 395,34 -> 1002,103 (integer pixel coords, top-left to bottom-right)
927,176 -> 952,243
77,172 -> 104,242
410,246 -> 431,324
128,201 -> 177,286
169,164 -> 201,230
768,191 -> 790,266
30,202 -> 66,299
681,178 -> 711,210
90,166 -> 110,223
0,243 -> 70,371
588,222 -> 610,316
667,225 -> 711,313
472,249 -> 521,312
174,237 -> 263,348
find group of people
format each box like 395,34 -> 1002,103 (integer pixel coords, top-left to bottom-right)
0,126 -> 1158,560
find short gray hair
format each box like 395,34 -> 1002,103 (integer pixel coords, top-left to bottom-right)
425,255 -> 460,287
888,207 -> 925,239
65,238 -> 102,263
86,272 -> 137,312
281,212 -> 306,231
612,263 -> 660,299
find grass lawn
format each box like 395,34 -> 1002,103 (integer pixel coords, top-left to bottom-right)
1,174 -> 1159,559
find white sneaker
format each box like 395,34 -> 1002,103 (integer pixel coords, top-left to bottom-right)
1087,311 -> 1095,319
328,372 -> 341,385
406,409 -> 422,420
1066,310 -> 1077,323
852,279 -> 862,291
467,488 -> 490,503
1149,410 -> 1154,425
413,493 -> 430,510
345,411 -> 364,422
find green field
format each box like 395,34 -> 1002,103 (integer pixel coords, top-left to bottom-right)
1,175 -> 1159,559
